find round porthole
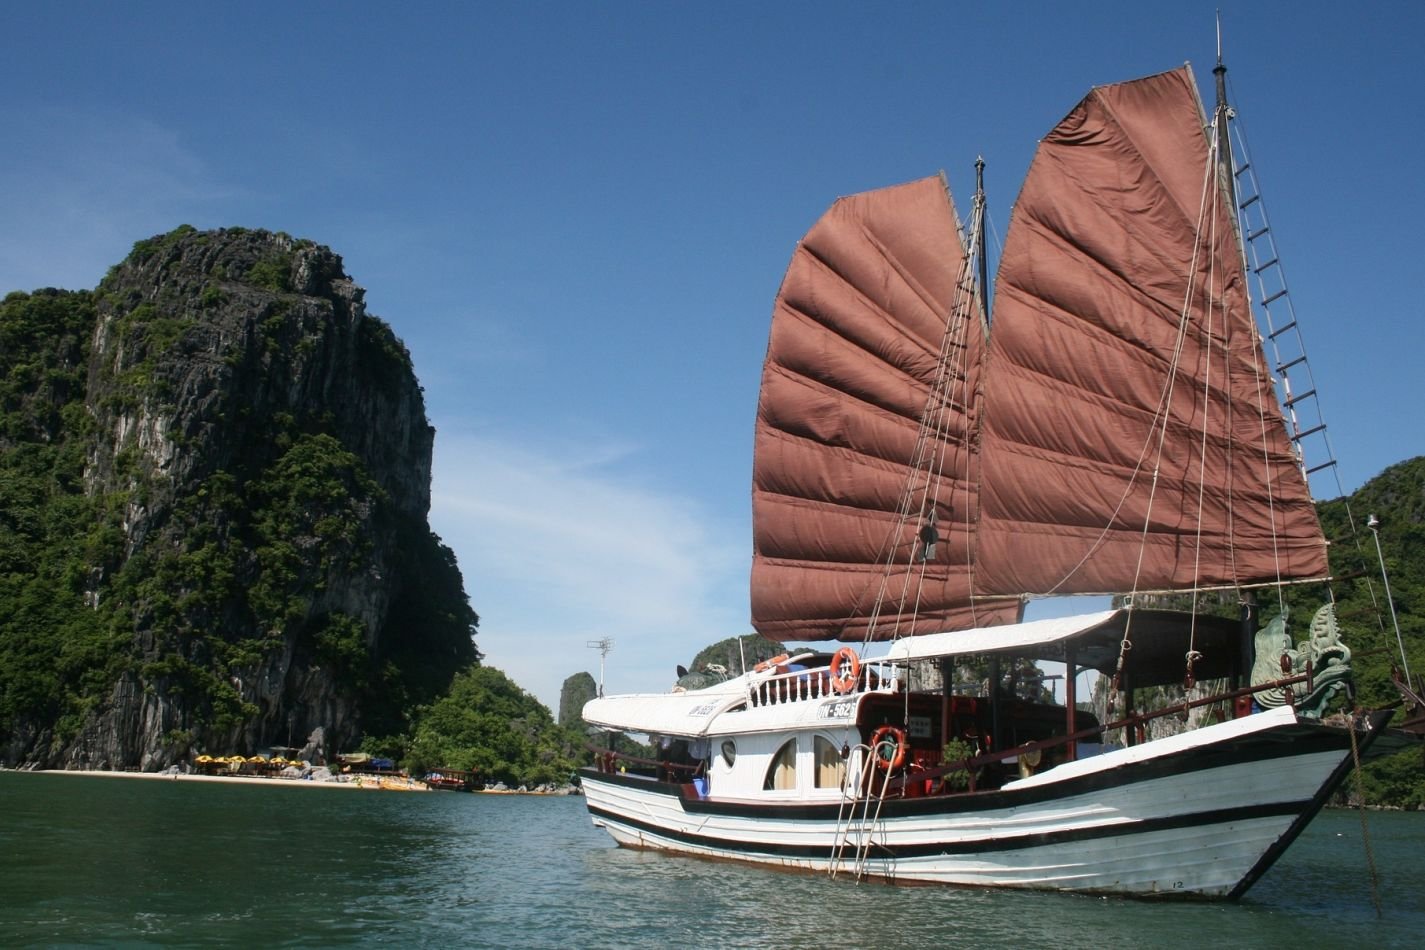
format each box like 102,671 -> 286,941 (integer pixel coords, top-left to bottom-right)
720,740 -> 736,767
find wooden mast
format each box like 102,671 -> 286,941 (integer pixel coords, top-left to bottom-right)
1215,24 -> 1260,699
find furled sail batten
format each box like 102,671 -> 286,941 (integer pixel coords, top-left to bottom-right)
751,176 -> 1021,642
975,66 -> 1328,598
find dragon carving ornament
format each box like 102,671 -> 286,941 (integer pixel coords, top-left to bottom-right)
1250,604 -> 1354,718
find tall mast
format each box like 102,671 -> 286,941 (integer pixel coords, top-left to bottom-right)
1213,18 -> 1240,214
974,156 -> 989,323
1216,18 -> 1260,674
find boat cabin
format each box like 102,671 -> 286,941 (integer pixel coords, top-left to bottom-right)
583,607 -> 1328,802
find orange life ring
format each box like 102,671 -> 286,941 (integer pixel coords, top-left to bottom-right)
754,653 -> 790,673
869,725 -> 908,771
829,647 -> 861,694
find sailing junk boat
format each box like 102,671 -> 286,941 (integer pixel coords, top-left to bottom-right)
579,63 -> 1410,899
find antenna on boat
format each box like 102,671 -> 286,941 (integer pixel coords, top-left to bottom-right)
586,637 -> 614,697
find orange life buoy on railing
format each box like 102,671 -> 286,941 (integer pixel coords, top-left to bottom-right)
754,653 -> 790,673
829,647 -> 861,694
869,724 -> 909,771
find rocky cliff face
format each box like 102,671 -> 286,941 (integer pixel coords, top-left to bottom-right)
0,227 -> 478,769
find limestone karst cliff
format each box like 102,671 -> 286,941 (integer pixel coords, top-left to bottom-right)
0,226 -> 478,769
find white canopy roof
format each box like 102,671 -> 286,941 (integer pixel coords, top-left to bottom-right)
583,609 -> 1243,735
881,610 -> 1120,663
880,607 -> 1244,689
582,681 -> 749,737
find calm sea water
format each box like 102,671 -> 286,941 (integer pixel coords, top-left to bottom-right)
1,771 -> 1419,948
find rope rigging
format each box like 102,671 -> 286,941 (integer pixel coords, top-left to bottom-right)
859,173 -> 986,651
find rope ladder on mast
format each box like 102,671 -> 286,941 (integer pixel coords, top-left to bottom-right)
1226,112 -> 1343,498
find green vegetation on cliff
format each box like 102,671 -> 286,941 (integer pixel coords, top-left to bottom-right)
689,633 -> 787,677
0,289 -> 119,742
1313,457 -> 1425,806
0,228 -> 478,768
405,667 -> 585,786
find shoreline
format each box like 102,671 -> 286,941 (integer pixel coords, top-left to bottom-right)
12,768 -> 581,796
26,769 -> 404,791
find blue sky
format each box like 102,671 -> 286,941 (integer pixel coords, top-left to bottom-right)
3,2 -> 1421,711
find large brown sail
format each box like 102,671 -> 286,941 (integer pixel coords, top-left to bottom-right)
751,176 -> 1021,641
975,67 -> 1328,597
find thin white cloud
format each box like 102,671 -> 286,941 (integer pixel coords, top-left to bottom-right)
0,107 -> 237,292
430,429 -> 749,712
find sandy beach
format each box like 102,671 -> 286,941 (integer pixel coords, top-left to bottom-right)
30,769 -> 426,791
17,768 -> 581,795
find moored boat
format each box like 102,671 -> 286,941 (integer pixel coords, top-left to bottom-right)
424,768 -> 483,792
581,50 -> 1420,900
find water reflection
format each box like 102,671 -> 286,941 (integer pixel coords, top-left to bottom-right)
1,773 -> 1420,949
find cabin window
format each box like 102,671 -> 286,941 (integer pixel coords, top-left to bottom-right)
720,740 -> 736,767
813,735 -> 845,789
763,738 -> 798,790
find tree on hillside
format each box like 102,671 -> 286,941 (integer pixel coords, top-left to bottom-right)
406,666 -> 585,786
1310,456 -> 1425,805
689,634 -> 786,677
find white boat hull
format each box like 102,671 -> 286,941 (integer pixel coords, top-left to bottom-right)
582,709 -> 1381,899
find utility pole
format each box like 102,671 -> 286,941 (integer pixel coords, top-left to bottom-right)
586,638 -> 614,697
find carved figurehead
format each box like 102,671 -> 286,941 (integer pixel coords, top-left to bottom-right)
1251,603 -> 1353,718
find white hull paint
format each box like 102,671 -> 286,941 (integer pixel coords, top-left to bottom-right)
582,710 -> 1363,899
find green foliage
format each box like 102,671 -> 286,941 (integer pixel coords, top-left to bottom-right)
1285,457 -> 1425,805
941,737 -> 976,791
365,527 -> 479,737
245,254 -> 292,293
1311,458 -> 1424,706
0,290 -> 132,731
0,289 -> 94,441
312,613 -> 372,688
406,666 -> 586,786
1097,459 -> 1425,806
128,225 -> 197,264
247,433 -> 381,629
357,316 -> 415,398
1,230 -> 483,769
104,301 -> 195,407
689,633 -> 785,677
1354,747 -> 1425,808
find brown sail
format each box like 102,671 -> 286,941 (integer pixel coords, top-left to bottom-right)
975,67 -> 1328,597
751,176 -> 1021,641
